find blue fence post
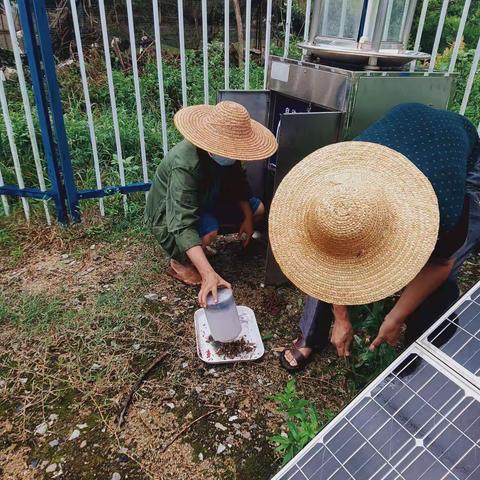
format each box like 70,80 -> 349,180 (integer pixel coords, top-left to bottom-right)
30,0 -> 80,222
16,0 -> 69,224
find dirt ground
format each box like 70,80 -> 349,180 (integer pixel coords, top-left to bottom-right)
1,211 -> 479,479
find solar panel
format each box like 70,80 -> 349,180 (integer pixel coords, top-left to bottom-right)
419,283 -> 480,389
272,282 -> 480,480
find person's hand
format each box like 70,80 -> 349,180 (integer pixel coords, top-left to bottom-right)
369,313 -> 405,350
239,215 -> 254,248
330,305 -> 353,357
198,269 -> 232,308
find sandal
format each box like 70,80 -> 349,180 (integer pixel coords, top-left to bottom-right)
166,265 -> 201,286
279,336 -> 315,373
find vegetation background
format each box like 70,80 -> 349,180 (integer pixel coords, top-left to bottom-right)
0,0 -> 479,219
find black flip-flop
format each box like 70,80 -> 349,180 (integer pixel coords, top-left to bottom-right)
279,336 -> 315,373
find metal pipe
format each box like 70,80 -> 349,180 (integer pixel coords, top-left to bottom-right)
245,0 -> 252,87
263,0 -> 272,88
0,70 -> 30,220
371,0 -> 390,52
201,0 -> 209,102
409,0 -> 429,71
460,34 -> 480,115
70,0 -> 104,216
4,0 -> 50,222
177,0 -> 188,106
224,0 -> 229,89
283,0 -> 292,58
98,0 -> 127,213
153,0 -> 169,155
126,0 -> 148,186
428,0 -> 449,73
308,0 -> 323,44
448,0 -> 472,74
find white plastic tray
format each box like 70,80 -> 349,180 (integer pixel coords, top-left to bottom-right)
194,306 -> 265,364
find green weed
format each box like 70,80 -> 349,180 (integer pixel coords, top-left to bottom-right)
348,300 -> 399,388
269,379 -> 335,465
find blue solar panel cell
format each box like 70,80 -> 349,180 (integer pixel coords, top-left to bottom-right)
272,285 -> 480,480
272,351 -> 480,480
425,297 -> 480,381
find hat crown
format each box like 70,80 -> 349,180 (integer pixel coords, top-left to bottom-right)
207,101 -> 252,138
307,176 -> 392,258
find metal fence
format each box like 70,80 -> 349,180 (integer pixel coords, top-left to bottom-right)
0,0 -> 479,224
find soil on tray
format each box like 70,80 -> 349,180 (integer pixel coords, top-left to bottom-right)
207,335 -> 255,358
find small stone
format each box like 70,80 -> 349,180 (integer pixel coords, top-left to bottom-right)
80,440 -> 87,448
68,429 -> 80,440
49,414 -> 59,423
46,463 -> 57,473
91,363 -> 101,371
168,389 -> 176,397
49,439 -> 59,448
30,458 -> 40,468
215,422 -> 227,431
112,473 -> 121,480
226,435 -> 235,445
144,293 -> 159,301
225,389 -> 234,395
0,380 -> 5,388
90,244 -> 96,250
241,430 -> 251,440
61,254 -> 69,260
216,443 -> 226,454
228,415 -> 238,422
198,452 -> 204,461
232,423 -> 241,430
19,377 -> 28,385
182,362 -> 189,368
34,422 -> 48,435
132,343 -> 141,350
195,386 -> 202,394
118,447 -> 128,454
77,423 -> 88,430
166,402 -> 175,409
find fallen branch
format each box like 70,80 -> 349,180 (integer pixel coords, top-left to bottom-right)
161,407 -> 220,453
117,352 -> 168,428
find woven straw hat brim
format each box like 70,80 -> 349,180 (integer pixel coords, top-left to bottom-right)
269,142 -> 440,305
174,105 -> 278,161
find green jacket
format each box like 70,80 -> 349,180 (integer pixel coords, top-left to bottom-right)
145,140 -> 251,261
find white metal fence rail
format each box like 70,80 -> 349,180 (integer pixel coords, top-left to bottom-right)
0,0 -> 479,223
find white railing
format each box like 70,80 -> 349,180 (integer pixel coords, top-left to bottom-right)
0,0 -> 479,223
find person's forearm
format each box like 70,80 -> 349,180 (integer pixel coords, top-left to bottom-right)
186,245 -> 214,276
239,200 -> 253,219
332,304 -> 350,324
389,259 -> 455,321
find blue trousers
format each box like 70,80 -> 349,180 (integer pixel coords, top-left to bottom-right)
300,191 -> 480,348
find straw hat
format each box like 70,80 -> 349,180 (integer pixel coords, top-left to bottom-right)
269,141 -> 440,305
174,101 -> 278,161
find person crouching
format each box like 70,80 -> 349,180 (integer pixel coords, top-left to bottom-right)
145,101 -> 278,306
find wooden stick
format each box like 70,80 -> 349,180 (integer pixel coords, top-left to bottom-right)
161,407 -> 220,453
117,352 -> 168,428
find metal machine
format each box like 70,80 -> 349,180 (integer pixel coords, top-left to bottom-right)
219,0 -> 456,284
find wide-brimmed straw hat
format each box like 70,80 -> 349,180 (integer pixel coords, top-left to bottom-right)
174,101 -> 278,161
269,141 -> 440,305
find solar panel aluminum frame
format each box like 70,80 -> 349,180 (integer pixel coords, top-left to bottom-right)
270,341 -> 480,480
418,281 -> 480,391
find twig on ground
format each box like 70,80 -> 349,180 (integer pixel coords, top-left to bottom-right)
161,407 -> 221,453
117,352 -> 169,427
